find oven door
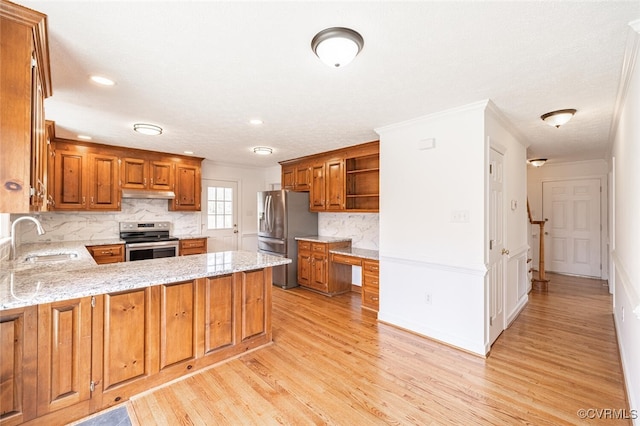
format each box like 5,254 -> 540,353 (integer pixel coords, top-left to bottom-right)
125,241 -> 179,261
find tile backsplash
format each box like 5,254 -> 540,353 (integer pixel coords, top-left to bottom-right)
318,213 -> 379,250
11,199 -> 201,244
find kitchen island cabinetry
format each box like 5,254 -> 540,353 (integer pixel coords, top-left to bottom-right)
297,238 -> 351,295
0,305 -> 38,425
0,1 -> 52,213
180,238 -> 207,255
0,251 -> 283,426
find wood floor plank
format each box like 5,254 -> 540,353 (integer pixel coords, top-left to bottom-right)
129,272 -> 630,425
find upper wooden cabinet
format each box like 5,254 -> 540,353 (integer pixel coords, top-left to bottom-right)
170,163 -> 201,211
0,1 -> 52,213
280,141 -> 379,213
121,158 -> 173,191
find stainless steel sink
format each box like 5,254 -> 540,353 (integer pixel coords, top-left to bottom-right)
25,252 -> 79,263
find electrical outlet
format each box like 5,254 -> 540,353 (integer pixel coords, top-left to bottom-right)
425,292 -> 432,305
451,210 -> 470,223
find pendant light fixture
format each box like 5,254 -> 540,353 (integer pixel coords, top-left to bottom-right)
311,27 -> 364,68
540,109 -> 576,128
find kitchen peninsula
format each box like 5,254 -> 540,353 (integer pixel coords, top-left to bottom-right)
0,247 -> 289,425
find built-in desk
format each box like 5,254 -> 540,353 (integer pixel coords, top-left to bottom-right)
329,247 -> 380,313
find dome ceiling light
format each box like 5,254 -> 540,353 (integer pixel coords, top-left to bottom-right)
311,27 -> 364,68
541,109 -> 576,128
528,158 -> 548,167
133,123 -> 163,136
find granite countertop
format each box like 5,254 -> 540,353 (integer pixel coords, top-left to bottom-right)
1,242 -> 290,310
329,247 -> 379,261
295,235 -> 353,243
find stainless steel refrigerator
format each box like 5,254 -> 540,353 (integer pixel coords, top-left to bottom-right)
257,190 -> 318,289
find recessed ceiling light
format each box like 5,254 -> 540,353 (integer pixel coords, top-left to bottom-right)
77,135 -> 92,140
249,119 -> 263,125
133,123 -> 163,136
252,146 -> 273,155
90,75 -> 115,86
183,150 -> 194,155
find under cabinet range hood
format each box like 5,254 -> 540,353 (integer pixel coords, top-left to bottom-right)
121,189 -> 176,199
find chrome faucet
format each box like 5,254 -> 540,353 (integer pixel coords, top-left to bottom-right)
10,216 -> 46,260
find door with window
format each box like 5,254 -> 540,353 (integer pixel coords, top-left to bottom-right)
202,180 -> 238,252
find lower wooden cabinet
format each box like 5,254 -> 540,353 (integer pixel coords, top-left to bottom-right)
361,260 -> 380,312
179,237 -> 207,256
86,244 -> 125,264
0,306 -> 38,425
0,268 -> 272,425
297,240 -> 351,295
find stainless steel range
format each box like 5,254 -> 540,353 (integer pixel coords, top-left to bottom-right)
119,221 -> 179,261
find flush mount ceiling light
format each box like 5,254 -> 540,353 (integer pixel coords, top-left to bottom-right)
541,109 -> 576,128
528,158 -> 548,167
90,75 -> 115,86
253,146 -> 273,155
311,27 -> 364,68
249,119 -> 264,125
133,123 -> 163,136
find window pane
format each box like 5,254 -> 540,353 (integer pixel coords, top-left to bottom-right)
224,216 -> 232,228
224,201 -> 232,214
216,216 -> 224,228
208,201 -> 215,214
216,187 -> 224,199
208,187 -> 216,198
224,188 -> 232,200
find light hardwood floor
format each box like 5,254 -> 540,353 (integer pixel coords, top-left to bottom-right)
125,273 -> 630,425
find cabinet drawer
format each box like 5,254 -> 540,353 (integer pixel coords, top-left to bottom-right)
87,244 -> 124,264
311,243 -> 327,254
362,286 -> 379,311
298,241 -> 311,252
331,253 -> 362,267
363,260 -> 379,275
363,272 -> 379,289
179,238 -> 207,256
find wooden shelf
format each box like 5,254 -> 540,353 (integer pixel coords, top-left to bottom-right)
346,167 -> 379,174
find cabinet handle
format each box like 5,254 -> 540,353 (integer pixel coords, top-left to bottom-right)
370,296 -> 379,301
144,178 -> 147,185
91,196 -> 94,205
82,196 -> 85,205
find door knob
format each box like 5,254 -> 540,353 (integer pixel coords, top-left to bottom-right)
544,232 -> 549,235
501,248 -> 510,255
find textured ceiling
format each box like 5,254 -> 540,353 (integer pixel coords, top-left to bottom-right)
19,1 -> 640,167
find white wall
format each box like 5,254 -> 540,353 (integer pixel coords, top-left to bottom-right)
527,159 -> 609,279
376,101 -> 489,355
610,20 -> 640,422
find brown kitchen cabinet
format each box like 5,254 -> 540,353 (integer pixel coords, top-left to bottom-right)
297,239 -> 351,295
170,163 -> 201,211
0,305 -> 38,425
86,244 -> 125,264
0,1 -> 52,213
120,157 -> 173,191
361,260 -> 380,312
37,297 -> 93,417
179,238 -> 207,256
49,142 -> 120,211
280,141 -> 379,213
282,162 -> 311,191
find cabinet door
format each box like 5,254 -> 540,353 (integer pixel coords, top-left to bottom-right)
120,157 -> 148,189
311,253 -> 328,292
158,281 -> 197,370
88,153 -> 120,210
37,297 -> 92,416
240,269 -> 268,341
325,158 -> 344,211
201,275 -> 235,354
51,148 -> 87,210
295,163 -> 311,191
0,306 -> 38,425
282,165 -> 295,190
30,61 -> 47,212
172,164 -> 201,211
297,252 -> 312,286
102,288 -> 155,393
310,163 -> 326,211
149,160 -> 173,191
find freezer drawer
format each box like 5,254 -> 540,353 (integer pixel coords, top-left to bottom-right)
258,237 -> 286,255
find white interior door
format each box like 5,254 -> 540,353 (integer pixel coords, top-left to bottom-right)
543,179 -> 601,277
488,148 -> 505,345
201,179 -> 238,252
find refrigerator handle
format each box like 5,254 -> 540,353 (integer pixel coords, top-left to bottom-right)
266,195 -> 272,232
